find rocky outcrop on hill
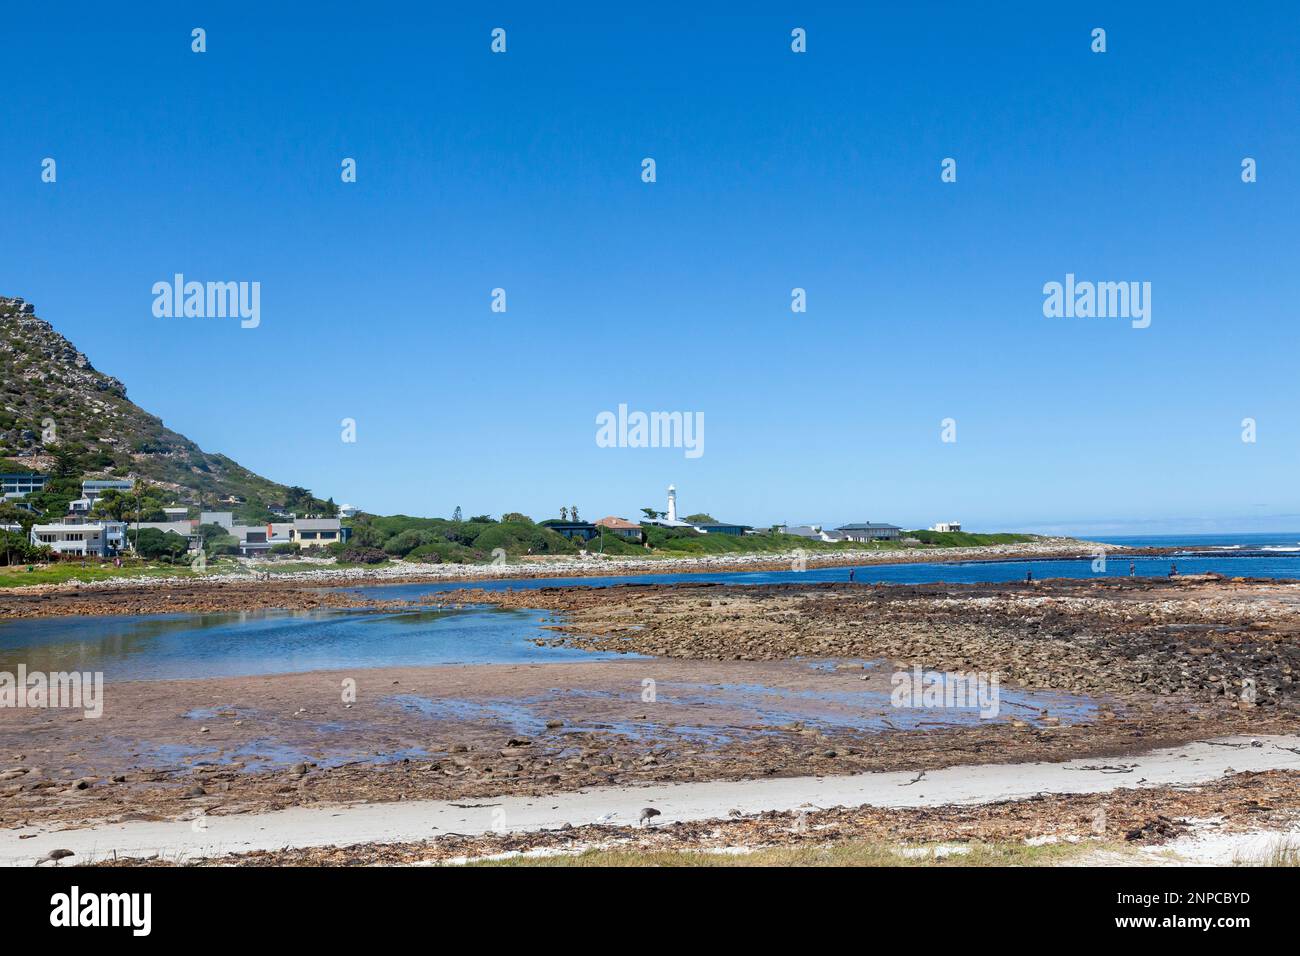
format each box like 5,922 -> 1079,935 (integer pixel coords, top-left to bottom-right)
0,294 -> 293,503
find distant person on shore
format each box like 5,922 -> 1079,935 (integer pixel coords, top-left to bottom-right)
849,569 -> 855,582
1025,570 -> 1033,583
1169,563 -> 1178,578
1129,561 -> 1135,576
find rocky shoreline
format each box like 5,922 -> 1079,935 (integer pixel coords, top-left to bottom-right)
0,537 -> 1148,620
454,577 -> 1300,708
0,537 -> 1124,603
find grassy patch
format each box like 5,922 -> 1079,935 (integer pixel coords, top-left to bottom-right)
0,561 -> 196,588
903,530 -> 1037,547
462,840 -> 1095,868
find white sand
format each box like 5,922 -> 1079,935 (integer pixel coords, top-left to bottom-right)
4,734 -> 1297,866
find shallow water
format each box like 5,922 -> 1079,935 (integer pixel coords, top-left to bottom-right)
378,667 -> 1099,749
0,605 -> 637,681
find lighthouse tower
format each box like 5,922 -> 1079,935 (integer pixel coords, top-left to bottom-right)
666,484 -> 678,522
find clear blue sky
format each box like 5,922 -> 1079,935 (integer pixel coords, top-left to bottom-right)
2,2 -> 1297,534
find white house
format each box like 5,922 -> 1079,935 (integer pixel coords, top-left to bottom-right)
931,522 -> 962,533
30,520 -> 127,557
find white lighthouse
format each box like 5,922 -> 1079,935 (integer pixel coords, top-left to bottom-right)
666,484 -> 678,522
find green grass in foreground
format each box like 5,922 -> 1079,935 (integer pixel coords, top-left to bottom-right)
462,840 -> 1093,868
0,561 -> 198,588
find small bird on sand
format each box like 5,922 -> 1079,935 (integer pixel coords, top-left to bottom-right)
36,848 -> 74,866
639,807 -> 661,827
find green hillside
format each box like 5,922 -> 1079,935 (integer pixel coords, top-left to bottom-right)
0,295 -> 333,519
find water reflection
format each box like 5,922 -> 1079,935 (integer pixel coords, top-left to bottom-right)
0,605 -> 634,681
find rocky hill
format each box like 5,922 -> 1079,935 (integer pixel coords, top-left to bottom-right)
0,294 -> 307,509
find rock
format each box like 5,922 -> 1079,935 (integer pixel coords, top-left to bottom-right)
545,719 -> 564,729
185,785 -> 206,797
289,763 -> 308,776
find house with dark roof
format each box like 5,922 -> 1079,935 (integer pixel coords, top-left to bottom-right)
540,519 -> 599,541
834,522 -> 902,542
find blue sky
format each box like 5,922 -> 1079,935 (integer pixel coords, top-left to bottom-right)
2,2 -> 1298,534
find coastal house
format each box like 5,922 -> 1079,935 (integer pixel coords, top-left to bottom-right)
163,507 -> 189,521
779,524 -> 848,542
834,522 -> 903,542
641,516 -> 694,530
230,524 -> 271,556
290,517 -> 346,548
199,511 -> 235,529
691,522 -> 753,536
595,516 -> 644,543
81,479 -> 134,504
30,520 -> 128,557
0,473 -> 48,499
338,503 -> 359,518
540,519 -> 599,542
931,522 -> 962,533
